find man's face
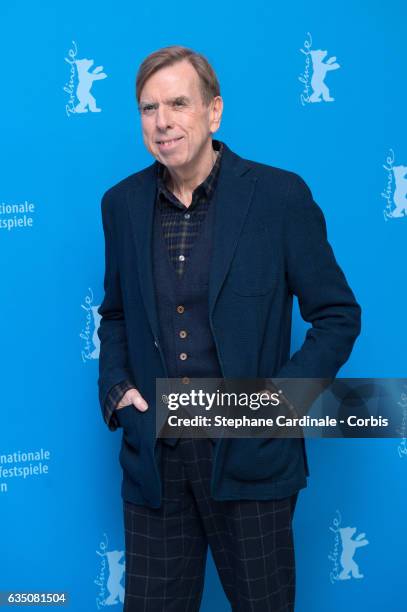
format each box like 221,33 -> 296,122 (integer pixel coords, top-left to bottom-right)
139,60 -> 222,170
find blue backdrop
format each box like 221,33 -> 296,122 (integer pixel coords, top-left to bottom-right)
1,1 -> 406,610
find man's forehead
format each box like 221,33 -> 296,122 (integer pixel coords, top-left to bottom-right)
139,94 -> 192,104
140,62 -> 200,99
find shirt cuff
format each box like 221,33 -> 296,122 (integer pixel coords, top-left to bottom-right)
104,379 -> 135,431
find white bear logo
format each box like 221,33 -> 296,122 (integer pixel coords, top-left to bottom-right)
309,49 -> 340,103
103,550 -> 125,606
74,58 -> 107,113
386,165 -> 407,218
90,305 -> 101,359
338,526 -> 369,580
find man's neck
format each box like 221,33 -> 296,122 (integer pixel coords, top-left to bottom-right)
164,140 -> 217,208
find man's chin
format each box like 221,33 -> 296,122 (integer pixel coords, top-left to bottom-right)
157,155 -> 189,171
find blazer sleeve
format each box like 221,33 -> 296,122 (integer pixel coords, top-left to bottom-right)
97,190 -> 136,430
271,173 -> 362,414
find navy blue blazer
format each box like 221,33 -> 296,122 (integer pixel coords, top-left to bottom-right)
97,140 -> 362,508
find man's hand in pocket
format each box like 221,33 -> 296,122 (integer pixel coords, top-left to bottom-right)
116,388 -> 149,412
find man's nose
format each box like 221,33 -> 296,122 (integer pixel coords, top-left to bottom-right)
155,104 -> 173,130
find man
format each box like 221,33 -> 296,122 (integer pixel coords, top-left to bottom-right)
97,45 -> 361,611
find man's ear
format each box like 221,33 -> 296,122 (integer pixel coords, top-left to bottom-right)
210,96 -> 223,132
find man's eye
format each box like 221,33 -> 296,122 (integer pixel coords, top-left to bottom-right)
173,100 -> 185,107
142,105 -> 154,113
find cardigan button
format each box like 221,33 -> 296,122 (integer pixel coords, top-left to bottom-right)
182,377 -> 190,384
179,352 -> 188,361
176,305 -> 185,314
179,330 -> 188,338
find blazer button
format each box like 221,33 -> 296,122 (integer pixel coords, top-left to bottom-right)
177,305 -> 185,314
179,330 -> 188,338
182,377 -> 190,384
179,352 -> 188,361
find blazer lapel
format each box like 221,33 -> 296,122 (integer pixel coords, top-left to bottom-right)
126,162 -> 161,341
207,143 -> 257,317
126,142 -> 258,341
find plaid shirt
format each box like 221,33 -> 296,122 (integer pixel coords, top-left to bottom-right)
103,139 -> 224,431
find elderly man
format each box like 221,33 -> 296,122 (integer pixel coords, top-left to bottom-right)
97,45 -> 361,611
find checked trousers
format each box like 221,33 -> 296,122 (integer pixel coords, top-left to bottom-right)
123,437 -> 299,612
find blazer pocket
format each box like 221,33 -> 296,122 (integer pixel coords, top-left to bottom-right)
227,227 -> 277,296
116,405 -> 140,451
119,437 -> 141,483
225,438 -> 295,482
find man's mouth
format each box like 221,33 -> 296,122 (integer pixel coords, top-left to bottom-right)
157,136 -> 184,146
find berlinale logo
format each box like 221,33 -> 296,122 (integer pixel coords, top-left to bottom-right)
299,32 -> 340,105
64,41 -> 107,117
